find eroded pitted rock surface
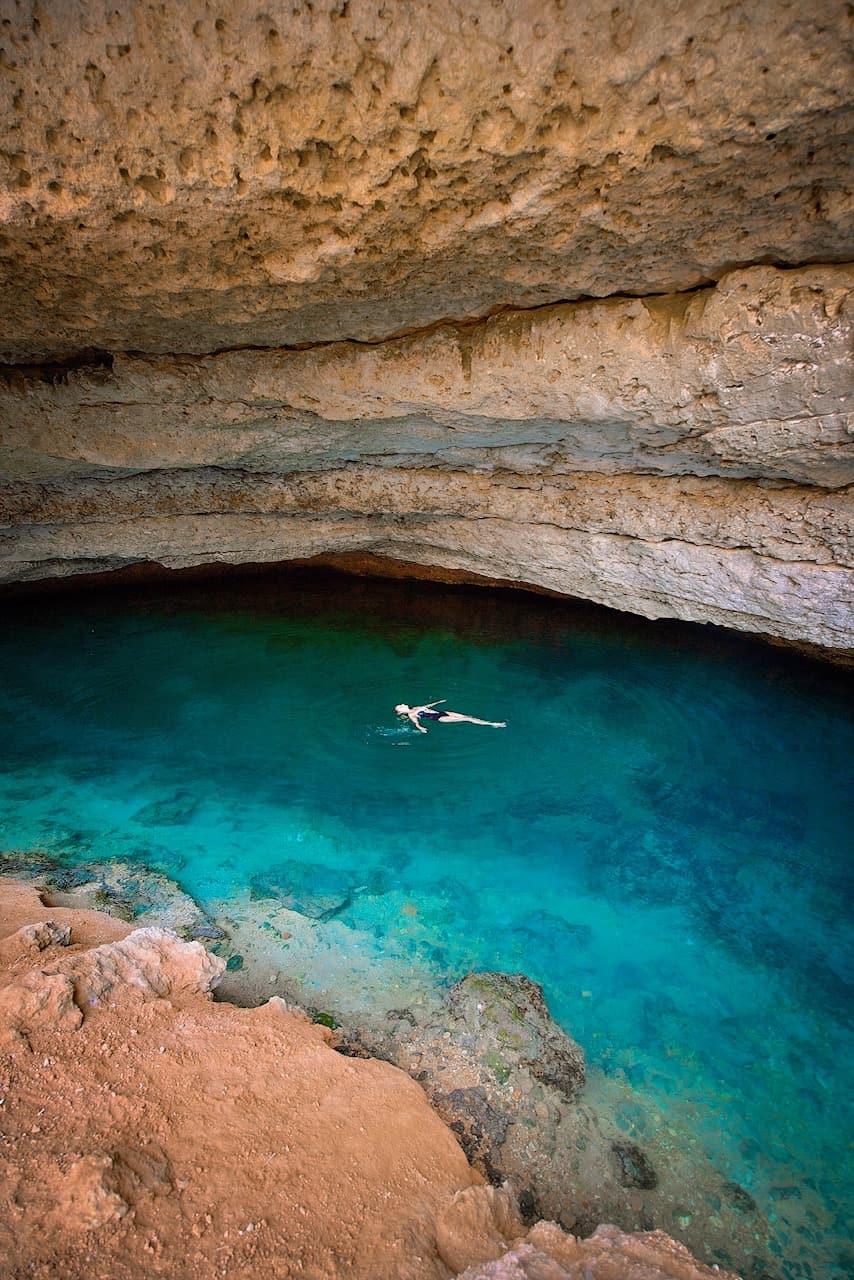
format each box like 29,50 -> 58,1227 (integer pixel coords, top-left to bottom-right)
457,1222 -> 744,1279
0,0 -> 851,360
335,970 -> 586,1183
443,974 -> 586,1103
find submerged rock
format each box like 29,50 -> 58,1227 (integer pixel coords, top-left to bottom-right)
446,973 -> 586,1102
722,1180 -> 758,1214
611,1141 -> 659,1190
132,791 -> 199,827
335,969 -> 586,1199
437,1086 -> 511,1183
1,850 -> 225,944
249,858 -> 364,920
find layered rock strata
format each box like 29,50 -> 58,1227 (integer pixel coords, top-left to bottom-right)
2,265 -> 852,650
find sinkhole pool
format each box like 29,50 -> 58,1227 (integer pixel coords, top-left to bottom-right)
0,569 -> 851,1279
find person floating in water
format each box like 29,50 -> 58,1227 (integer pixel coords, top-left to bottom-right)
395,700 -> 507,734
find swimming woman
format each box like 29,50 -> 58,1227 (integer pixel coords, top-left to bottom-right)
395,700 -> 507,733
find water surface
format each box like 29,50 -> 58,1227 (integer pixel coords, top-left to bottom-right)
1,570 -> 851,1279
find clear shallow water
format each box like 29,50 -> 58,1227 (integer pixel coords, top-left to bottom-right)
1,570 -> 852,1278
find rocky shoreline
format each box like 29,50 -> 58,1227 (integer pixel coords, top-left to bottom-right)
1,848 -> 777,1278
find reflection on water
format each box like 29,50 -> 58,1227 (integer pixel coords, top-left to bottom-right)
1,568 -> 852,1280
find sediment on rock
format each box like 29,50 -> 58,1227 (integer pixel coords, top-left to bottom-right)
0,874 -> 744,1280
1,853 -> 768,1273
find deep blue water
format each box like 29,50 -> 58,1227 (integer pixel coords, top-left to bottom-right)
0,570 -> 851,1278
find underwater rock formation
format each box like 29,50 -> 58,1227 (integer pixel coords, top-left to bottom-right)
0,848 -> 227,942
334,966 -> 772,1271
0,1 -> 852,651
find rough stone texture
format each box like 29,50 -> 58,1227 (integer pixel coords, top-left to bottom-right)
0,926 -> 223,1040
2,264 -> 852,485
9,919 -> 72,952
335,972 -> 768,1272
0,967 -> 82,1036
457,1222 -> 743,1279
335,970 -> 588,1193
436,1185 -> 526,1275
0,848 -> 229,943
444,974 -> 586,1103
67,927 -> 226,1006
2,265 -> 852,649
0,874 -> 742,1280
0,0 -> 851,360
56,1155 -> 130,1232
0,2 -> 852,652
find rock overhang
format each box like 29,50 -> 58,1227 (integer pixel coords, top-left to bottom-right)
0,0 -> 852,655
0,0 -> 852,358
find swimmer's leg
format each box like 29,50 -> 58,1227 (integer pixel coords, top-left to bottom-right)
439,712 -> 507,727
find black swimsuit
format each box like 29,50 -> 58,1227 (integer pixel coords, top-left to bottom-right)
418,707 -> 446,721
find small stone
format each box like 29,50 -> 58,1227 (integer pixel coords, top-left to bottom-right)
16,921 -> 72,951
722,1180 -> 758,1213
611,1141 -> 658,1190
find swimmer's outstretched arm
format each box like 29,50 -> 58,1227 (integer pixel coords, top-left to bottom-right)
407,709 -> 429,732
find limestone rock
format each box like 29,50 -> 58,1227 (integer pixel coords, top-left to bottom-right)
337,969 -> 585,1192
1,850 -> 227,944
611,1142 -> 659,1191
11,920 -> 72,951
455,1222 -> 744,1279
2,265 -> 850,489
0,1 -> 851,360
68,927 -> 226,1006
1,265 -> 850,653
446,974 -> 585,1103
435,1185 -> 524,1275
0,969 -> 82,1035
0,2 -> 850,654
54,1155 -> 129,1232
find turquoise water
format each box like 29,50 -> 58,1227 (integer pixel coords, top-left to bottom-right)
1,570 -> 852,1278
